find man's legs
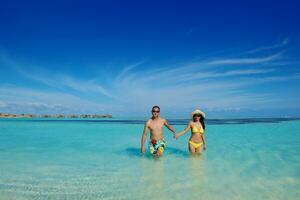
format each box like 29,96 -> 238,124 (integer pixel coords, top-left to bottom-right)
155,145 -> 165,157
156,150 -> 162,157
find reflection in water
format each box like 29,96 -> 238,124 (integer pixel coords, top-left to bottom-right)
138,154 -> 167,199
128,145 -> 207,200
124,147 -> 141,157
187,155 -> 205,199
167,147 -> 190,157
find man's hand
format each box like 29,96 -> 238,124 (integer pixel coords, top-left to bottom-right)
203,145 -> 207,151
141,146 -> 145,155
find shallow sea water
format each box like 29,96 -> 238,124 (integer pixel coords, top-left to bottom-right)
0,118 -> 299,200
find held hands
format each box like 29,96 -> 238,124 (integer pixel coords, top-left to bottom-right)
173,133 -> 179,140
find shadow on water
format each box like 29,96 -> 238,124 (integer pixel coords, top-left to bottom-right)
123,147 -> 190,158
123,147 -> 154,160
166,147 -> 190,157
124,147 -> 141,157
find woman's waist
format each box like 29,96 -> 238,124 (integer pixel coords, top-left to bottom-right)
189,136 -> 203,143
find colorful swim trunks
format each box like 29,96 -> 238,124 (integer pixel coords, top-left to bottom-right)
148,139 -> 166,155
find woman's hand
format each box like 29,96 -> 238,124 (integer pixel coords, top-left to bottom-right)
174,133 -> 179,139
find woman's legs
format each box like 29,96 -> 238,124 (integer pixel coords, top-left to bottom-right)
189,141 -> 203,155
195,145 -> 203,155
189,142 -> 196,154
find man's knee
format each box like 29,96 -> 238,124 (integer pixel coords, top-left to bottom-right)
156,150 -> 163,157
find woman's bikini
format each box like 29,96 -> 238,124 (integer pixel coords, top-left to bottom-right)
189,124 -> 204,148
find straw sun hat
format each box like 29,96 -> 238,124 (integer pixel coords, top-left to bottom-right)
191,109 -> 206,118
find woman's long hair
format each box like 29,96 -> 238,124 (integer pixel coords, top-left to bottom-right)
193,115 -> 206,130
200,116 -> 205,130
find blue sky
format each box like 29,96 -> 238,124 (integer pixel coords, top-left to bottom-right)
0,0 -> 300,118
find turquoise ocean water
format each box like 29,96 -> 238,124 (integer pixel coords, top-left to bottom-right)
0,118 -> 299,200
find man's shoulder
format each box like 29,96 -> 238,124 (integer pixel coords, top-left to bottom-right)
159,117 -> 167,123
146,117 -> 165,124
145,118 -> 152,124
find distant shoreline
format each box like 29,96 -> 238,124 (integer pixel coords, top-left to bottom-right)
1,116 -> 299,125
0,113 -> 112,119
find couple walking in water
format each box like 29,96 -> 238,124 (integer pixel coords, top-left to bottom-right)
141,106 -> 206,157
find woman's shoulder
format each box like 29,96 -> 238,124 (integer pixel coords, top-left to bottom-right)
191,121 -> 202,127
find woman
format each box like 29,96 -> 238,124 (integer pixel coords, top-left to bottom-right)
175,109 -> 207,154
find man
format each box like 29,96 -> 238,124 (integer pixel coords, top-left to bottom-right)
140,105 -> 176,157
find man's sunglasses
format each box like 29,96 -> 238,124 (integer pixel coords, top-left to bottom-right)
152,110 -> 160,113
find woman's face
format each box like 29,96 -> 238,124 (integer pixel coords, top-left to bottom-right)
193,114 -> 201,122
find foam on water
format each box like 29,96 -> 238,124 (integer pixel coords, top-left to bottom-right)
0,118 -> 299,199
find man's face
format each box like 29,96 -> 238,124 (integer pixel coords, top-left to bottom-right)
152,108 -> 160,117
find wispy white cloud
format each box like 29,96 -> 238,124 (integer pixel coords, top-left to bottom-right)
0,55 -> 117,100
206,53 -> 281,65
173,68 -> 275,82
1,39 -> 299,116
60,76 -> 118,99
114,52 -> 282,86
111,43 -> 299,115
115,61 -> 145,81
0,85 -> 121,114
235,73 -> 300,84
244,39 -> 289,54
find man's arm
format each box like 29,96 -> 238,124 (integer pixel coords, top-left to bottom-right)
164,119 -> 176,135
141,121 -> 149,155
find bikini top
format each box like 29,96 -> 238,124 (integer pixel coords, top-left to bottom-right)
191,124 -> 204,134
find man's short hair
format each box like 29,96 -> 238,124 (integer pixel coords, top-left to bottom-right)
152,105 -> 160,111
